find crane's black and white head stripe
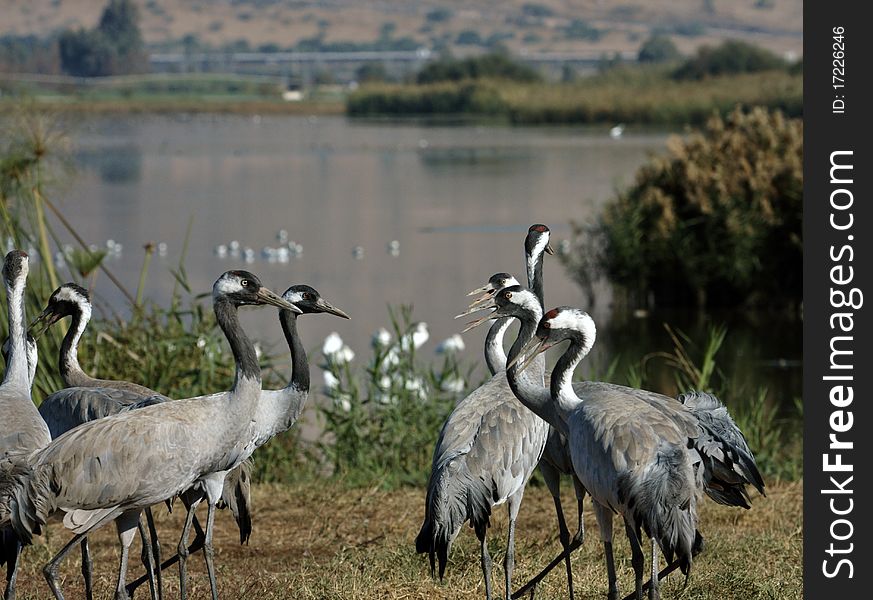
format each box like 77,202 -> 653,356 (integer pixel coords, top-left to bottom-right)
536,307 -> 596,356
213,271 -> 264,305
282,284 -> 350,319
45,283 -> 91,318
213,270 -> 301,313
524,224 -> 553,259
2,250 -> 28,288
492,285 -> 541,318
487,273 -> 519,294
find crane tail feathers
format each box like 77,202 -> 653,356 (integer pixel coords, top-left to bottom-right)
619,444 -> 698,577
416,457 -> 491,580
0,458 -> 52,545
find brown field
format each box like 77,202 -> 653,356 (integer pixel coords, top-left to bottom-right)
11,479 -> 801,599
1,0 -> 803,58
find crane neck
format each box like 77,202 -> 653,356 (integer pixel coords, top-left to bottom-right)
214,298 -> 261,399
549,339 -> 591,418
484,316 -> 512,375
504,305 -> 564,433
280,309 -> 310,397
526,244 -> 546,309
58,302 -> 94,388
3,276 -> 30,389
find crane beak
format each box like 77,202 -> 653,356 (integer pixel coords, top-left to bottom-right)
454,298 -> 496,319
466,283 -> 492,297
507,336 -> 550,373
545,242 -> 555,256
461,310 -> 496,333
257,287 -> 303,314
315,298 -> 350,319
28,308 -> 61,340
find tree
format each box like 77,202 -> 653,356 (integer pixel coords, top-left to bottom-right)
58,0 -> 147,76
570,108 -> 802,308
638,34 -> 680,63
673,39 -> 787,80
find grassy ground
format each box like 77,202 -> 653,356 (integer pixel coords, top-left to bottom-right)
12,479 -> 800,599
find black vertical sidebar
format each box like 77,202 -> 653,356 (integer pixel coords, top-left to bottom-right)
804,3 -> 872,597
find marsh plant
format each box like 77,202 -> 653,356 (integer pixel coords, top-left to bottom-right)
316,305 -> 474,487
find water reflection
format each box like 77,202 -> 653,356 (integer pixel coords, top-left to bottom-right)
52,114 -> 799,422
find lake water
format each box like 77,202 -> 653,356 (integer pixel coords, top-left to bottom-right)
48,114 -> 800,414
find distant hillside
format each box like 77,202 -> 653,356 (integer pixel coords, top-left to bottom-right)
2,0 -> 802,58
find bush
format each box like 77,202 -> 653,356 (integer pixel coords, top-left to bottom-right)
638,34 -> 681,63
58,0 -> 147,76
415,52 -> 542,84
566,107 -> 802,308
673,39 -> 787,80
315,307 -> 475,487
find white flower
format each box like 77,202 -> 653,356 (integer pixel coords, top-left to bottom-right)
380,347 -> 400,371
404,377 -> 428,401
440,376 -> 466,393
335,395 -> 352,412
378,375 -> 392,390
323,370 -> 339,390
401,322 -> 429,351
196,337 -> 207,349
322,332 -> 344,356
335,345 -> 355,364
374,390 -> 398,405
371,327 -> 392,349
436,334 -> 465,355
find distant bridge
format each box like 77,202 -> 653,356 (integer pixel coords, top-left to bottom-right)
148,49 -> 638,83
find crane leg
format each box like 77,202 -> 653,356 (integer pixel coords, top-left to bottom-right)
136,515 -> 157,600
177,494 -> 203,600
44,532 -> 87,600
145,508 -> 163,600
114,510 -> 140,600
571,475 -> 586,545
80,538 -> 93,600
624,519 -> 644,600
648,538 -> 660,600
540,460 -> 575,600
504,493 -> 524,600
594,501 -> 618,600
3,538 -> 20,600
476,525 -> 493,600
202,503 -> 219,600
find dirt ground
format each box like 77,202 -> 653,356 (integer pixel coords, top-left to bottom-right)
10,479 -> 801,599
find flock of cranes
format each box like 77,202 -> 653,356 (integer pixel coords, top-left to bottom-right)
0,221 -> 765,600
0,250 -> 348,600
416,225 -> 765,600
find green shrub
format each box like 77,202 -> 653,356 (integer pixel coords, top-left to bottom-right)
673,39 -> 787,80
566,107 -> 802,308
638,34 -> 681,63
316,306 -> 475,487
415,52 -> 542,84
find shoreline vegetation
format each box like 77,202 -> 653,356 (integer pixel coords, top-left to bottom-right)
1,67 -> 800,125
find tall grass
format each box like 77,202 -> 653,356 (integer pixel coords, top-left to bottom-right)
347,70 -> 802,125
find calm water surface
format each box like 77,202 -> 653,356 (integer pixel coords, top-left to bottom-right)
50,114 -> 800,414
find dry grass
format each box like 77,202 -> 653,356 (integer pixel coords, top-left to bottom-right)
11,479 -> 800,599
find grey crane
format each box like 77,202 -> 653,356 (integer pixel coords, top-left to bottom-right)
30,282 -> 255,598
462,226 -> 587,600
478,289 -> 764,599
415,226 -> 552,600
123,283 -> 349,595
0,251 -> 51,600
0,270 -> 298,600
463,273 -> 587,600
